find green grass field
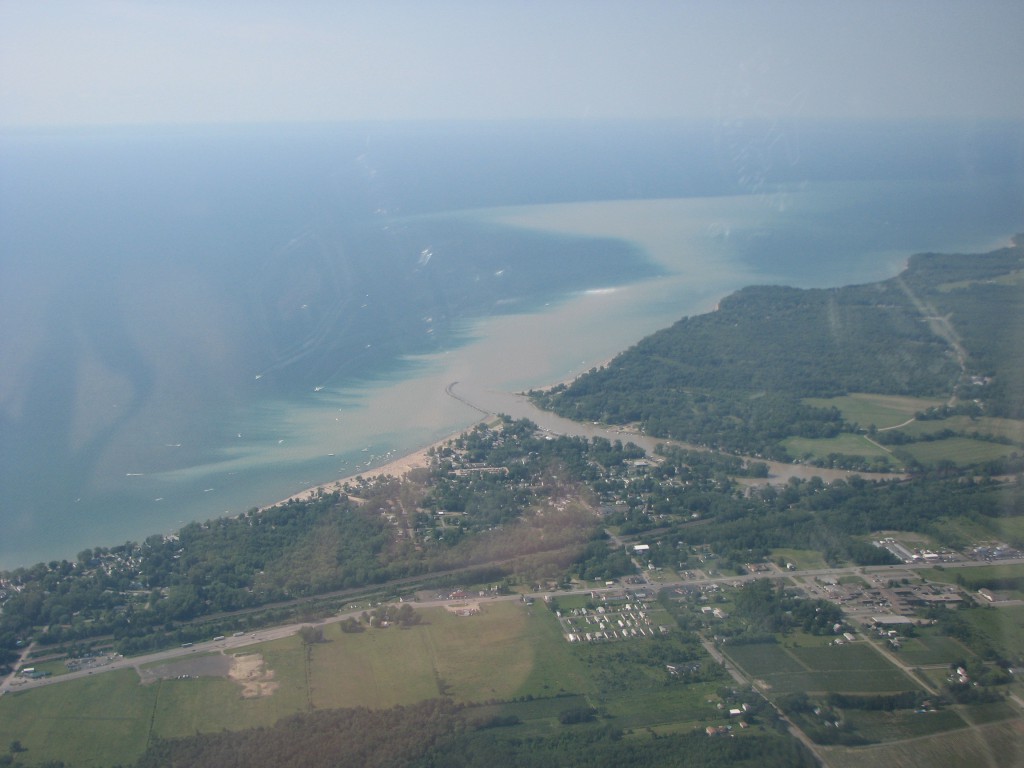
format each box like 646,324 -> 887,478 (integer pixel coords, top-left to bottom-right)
895,415 -> 1024,444
0,602 -> 601,766
783,433 -> 894,462
924,562 -> 1024,588
930,514 -> 1004,547
599,683 -> 721,729
804,394 -> 945,430
794,394 -> 1024,468
991,514 -> 1024,543
843,707 -> 967,742
963,604 -> 1024,660
961,700 -> 1021,726
893,632 -> 976,666
898,437 -> 1020,467
771,548 -> 830,570
0,670 -> 154,767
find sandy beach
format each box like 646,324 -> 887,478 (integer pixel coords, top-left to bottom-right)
268,429 -> 472,507
266,369 -> 887,512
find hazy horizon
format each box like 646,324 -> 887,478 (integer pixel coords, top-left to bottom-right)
1,121 -> 1022,568
2,2 -> 1022,128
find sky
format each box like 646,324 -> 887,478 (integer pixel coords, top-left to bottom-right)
1,1 -> 1023,127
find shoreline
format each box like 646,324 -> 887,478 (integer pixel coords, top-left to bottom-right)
267,388 -> 497,507
267,438 -> 453,506
266,361 -> 615,508
267,366 -> 605,509
266,362 -> 890,511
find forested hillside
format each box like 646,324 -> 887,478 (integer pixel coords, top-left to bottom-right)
902,238 -> 1024,418
532,238 -> 1024,457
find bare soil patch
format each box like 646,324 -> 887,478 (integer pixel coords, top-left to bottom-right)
444,601 -> 482,616
229,653 -> 278,698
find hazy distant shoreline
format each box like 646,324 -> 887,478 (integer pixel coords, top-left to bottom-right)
2,123 -> 1022,568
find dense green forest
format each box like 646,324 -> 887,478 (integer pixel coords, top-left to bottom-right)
531,237 -> 1024,456
128,698 -> 814,768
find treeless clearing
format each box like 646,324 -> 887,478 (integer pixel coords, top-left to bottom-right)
229,653 -> 278,698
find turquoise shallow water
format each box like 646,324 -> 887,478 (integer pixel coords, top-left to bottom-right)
1,121 -> 1021,568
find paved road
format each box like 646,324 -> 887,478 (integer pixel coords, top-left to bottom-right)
6,555 -> 1021,696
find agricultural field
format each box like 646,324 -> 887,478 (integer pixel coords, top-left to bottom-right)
804,394 -> 944,430
892,631 -> 976,667
795,393 -> 1024,470
722,640 -> 918,695
819,719 -> 1024,768
963,700 -> 1023,726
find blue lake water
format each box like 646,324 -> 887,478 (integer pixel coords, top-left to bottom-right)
1,121 -> 1022,568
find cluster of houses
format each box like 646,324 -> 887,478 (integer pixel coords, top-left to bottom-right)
557,597 -> 668,644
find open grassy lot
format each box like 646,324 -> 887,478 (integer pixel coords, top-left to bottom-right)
307,602 -> 596,709
28,657 -> 74,677
153,638 -> 311,738
893,631 -> 976,666
0,670 -> 154,768
898,437 -> 1020,467
599,683 -> 722,729
843,707 -> 967,742
924,562 -> 1024,585
310,620 -> 441,709
552,594 -> 593,611
930,514 -> 1003,547
804,394 -> 944,430
771,548 -> 830,570
783,434 -> 894,462
0,602 -> 594,766
781,632 -> 840,649
923,562 -> 1024,599
963,604 -> 1024,660
991,514 -> 1024,543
